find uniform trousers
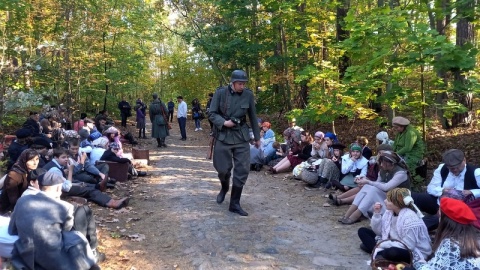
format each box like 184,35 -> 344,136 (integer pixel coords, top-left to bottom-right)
213,140 -> 250,187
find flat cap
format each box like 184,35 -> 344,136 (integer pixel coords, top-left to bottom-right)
392,116 -> 410,126
78,129 -> 90,140
38,171 -> 64,187
377,144 -> 394,152
442,149 -> 465,167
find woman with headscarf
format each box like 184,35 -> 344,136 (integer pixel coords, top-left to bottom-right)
357,188 -> 431,264
303,142 -> 345,188
310,131 -> 329,159
330,143 -> 368,192
409,198 -> 480,270
0,149 -> 39,214
376,131 -> 394,146
338,151 -> 410,224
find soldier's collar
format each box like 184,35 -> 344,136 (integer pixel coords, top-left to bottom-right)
229,84 -> 243,95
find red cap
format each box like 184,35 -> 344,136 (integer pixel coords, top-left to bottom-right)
440,197 -> 477,224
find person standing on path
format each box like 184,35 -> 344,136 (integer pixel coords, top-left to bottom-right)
167,99 -> 175,123
177,96 -> 188,141
118,97 -> 132,127
208,70 -> 260,216
149,93 -> 170,147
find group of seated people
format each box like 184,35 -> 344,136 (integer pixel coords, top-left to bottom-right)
0,108 -> 148,269
252,117 -> 480,269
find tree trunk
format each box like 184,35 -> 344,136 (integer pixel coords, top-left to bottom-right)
336,0 -> 350,80
451,0 -> 475,127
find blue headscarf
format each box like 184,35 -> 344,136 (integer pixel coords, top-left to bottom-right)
324,132 -> 338,143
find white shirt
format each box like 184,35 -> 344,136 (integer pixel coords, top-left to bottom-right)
427,163 -> 480,198
177,101 -> 187,118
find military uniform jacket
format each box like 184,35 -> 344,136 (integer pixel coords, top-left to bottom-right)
208,85 -> 260,144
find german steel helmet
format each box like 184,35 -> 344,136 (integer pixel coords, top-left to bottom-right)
230,70 -> 248,83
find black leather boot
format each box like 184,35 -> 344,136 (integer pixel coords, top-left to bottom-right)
138,130 -> 142,139
161,138 -> 167,147
229,186 -> 248,216
216,178 -> 230,204
156,138 -> 161,147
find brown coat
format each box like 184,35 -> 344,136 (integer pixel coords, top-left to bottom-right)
0,170 -> 28,214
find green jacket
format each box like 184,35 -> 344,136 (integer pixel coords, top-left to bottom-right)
393,125 -> 424,167
208,85 -> 260,144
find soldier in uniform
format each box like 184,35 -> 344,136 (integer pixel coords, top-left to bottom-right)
208,70 -> 261,216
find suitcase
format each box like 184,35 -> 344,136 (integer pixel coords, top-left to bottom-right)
132,148 -> 150,165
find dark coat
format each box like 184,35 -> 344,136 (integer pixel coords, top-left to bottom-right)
0,170 -> 28,214
149,99 -> 169,139
8,193 -> 95,270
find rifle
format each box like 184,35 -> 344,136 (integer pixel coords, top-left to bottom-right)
206,135 -> 215,160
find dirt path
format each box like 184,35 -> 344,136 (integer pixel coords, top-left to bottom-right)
96,120 -> 371,270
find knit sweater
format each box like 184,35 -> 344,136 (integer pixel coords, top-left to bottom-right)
371,208 -> 432,261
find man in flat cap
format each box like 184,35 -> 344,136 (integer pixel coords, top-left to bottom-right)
392,116 -> 425,189
8,171 -> 100,270
412,149 -> 480,216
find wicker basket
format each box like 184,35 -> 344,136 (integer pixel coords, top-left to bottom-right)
370,239 -> 412,270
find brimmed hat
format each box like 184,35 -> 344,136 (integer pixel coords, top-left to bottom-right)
442,149 -> 465,167
392,116 -> 410,126
16,128 -> 32,139
38,171 -> 64,187
440,197 -> 477,224
32,137 -> 52,149
331,143 -> 345,150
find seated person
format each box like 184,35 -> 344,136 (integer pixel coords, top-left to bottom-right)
270,131 -> 313,174
412,149 -> 480,230
264,141 -> 282,165
410,198 -> 480,270
0,149 -> 39,214
100,142 -> 147,177
376,131 -> 394,146
356,136 -> 372,160
0,216 -> 19,261
88,137 -> 109,166
357,188 -> 431,263
303,142 -> 344,188
331,143 -> 368,192
6,128 -> 32,170
250,141 -> 264,172
30,137 -> 53,167
22,112 -> 41,137
338,151 -> 410,224
67,138 -> 111,187
260,122 -> 275,150
8,171 -> 100,270
310,131 -> 329,159
329,144 -> 393,205
43,147 -> 129,209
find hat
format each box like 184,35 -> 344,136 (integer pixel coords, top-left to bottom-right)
392,116 -> 410,126
88,131 -> 102,141
377,144 -> 394,152
349,143 -> 362,152
15,128 -> 32,139
440,197 -> 477,224
103,126 -> 118,134
262,122 -> 271,128
32,137 -> 52,149
92,137 -> 109,147
38,171 -> 64,187
314,131 -> 324,139
78,129 -> 90,140
108,142 -> 120,149
331,143 -> 345,150
442,149 -> 465,167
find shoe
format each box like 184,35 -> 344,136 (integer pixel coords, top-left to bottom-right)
137,171 -> 147,177
199,128 -> 203,130
162,143 -> 167,147
359,243 -> 369,253
338,217 -> 347,223
195,128 -> 199,131
93,249 -> 106,263
328,193 -> 335,201
216,180 -> 229,204
98,177 -> 108,192
106,183 -> 116,189
333,197 -> 343,206
229,186 -> 248,216
108,178 -> 117,184
107,197 -> 130,209
341,217 -> 359,225
89,264 -> 101,270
